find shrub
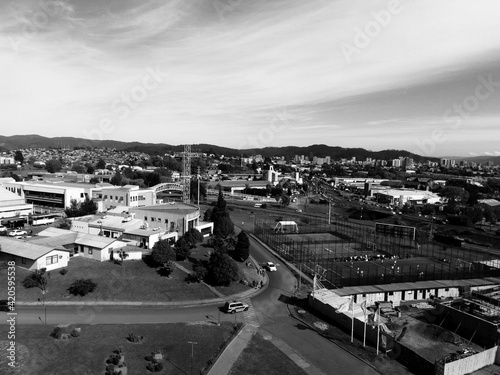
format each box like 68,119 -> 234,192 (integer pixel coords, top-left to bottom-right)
67,279 -> 97,296
146,362 -> 163,372
70,328 -> 81,337
59,268 -> 68,275
22,268 -> 47,290
127,333 -> 144,343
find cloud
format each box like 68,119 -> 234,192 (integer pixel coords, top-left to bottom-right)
0,0 -> 499,153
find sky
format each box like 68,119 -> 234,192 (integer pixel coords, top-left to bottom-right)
1,0 -> 500,157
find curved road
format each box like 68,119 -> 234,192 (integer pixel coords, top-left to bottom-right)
5,234 -> 379,375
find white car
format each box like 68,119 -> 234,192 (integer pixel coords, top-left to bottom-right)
8,229 -> 27,237
265,262 -> 277,272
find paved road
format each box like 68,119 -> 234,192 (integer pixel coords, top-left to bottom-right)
248,235 -> 379,375
2,229 -> 379,375
6,304 -> 244,326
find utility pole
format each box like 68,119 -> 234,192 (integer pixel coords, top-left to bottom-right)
188,341 -> 197,375
197,166 -> 201,206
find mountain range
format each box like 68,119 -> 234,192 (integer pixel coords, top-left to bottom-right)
1,134 -> 496,164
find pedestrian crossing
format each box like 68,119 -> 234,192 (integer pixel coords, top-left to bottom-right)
241,298 -> 260,328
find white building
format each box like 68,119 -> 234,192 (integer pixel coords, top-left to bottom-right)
91,185 -> 157,211
0,237 -> 70,271
0,186 -> 33,226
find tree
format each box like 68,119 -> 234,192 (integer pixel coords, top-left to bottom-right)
234,231 -> 250,262
183,228 -> 203,248
160,260 -> 176,277
96,158 -> 106,169
46,159 -> 62,173
14,151 -> 24,164
80,197 -> 98,216
64,197 -> 97,218
150,239 -> 176,267
110,171 -> 123,186
67,279 -> 97,296
22,268 -> 48,292
207,251 -> 239,286
209,234 -> 236,253
58,218 -> 72,229
440,186 -> 469,207
190,179 -> 207,203
210,190 -> 234,238
174,237 -> 191,261
280,194 -> 291,208
203,209 -> 212,222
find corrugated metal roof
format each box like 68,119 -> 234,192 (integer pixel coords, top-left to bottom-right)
333,278 -> 500,296
0,237 -> 57,260
28,232 -> 79,247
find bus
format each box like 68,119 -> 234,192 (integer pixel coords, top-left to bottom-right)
31,214 -> 59,226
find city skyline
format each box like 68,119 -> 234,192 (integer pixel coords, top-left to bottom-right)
1,0 -> 500,157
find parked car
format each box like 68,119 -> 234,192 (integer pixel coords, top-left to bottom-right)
0,300 -> 10,312
265,262 -> 277,272
8,229 -> 27,237
223,301 -> 249,314
0,225 -> 7,232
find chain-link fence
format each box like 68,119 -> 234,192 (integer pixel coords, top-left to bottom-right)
255,215 -> 500,288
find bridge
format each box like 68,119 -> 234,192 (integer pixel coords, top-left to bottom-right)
152,183 -> 184,194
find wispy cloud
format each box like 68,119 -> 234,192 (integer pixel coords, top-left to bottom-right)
0,0 -> 499,155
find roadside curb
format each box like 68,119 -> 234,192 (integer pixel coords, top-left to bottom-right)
16,257 -> 268,307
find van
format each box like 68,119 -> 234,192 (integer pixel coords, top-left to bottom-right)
223,301 -> 249,314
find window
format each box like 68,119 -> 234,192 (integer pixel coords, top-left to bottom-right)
144,216 -> 147,221
445,288 -> 449,292
46,255 -> 58,265
158,218 -> 161,222
389,292 -> 394,296
164,219 -> 169,224
88,249 -> 93,255
151,217 -> 155,221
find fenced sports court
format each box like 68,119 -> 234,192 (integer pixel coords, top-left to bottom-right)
254,215 -> 500,288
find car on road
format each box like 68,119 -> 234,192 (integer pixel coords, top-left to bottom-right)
264,262 -> 277,272
223,301 -> 249,314
8,229 -> 27,237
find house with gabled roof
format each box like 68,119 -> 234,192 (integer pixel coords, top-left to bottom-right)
0,237 -> 70,271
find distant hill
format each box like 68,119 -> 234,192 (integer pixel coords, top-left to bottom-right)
0,135 -> 438,162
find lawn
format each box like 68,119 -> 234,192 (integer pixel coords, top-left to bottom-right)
0,256 -> 219,302
228,332 -> 307,375
0,322 -> 240,375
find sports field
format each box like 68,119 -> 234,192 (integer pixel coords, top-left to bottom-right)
256,216 -> 500,288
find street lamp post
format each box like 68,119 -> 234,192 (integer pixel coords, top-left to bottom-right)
188,341 -> 197,375
38,290 -> 46,324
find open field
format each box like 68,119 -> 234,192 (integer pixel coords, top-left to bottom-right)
0,256 -> 219,302
0,322 -> 239,375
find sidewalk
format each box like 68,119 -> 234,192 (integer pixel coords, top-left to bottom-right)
207,324 -> 258,375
